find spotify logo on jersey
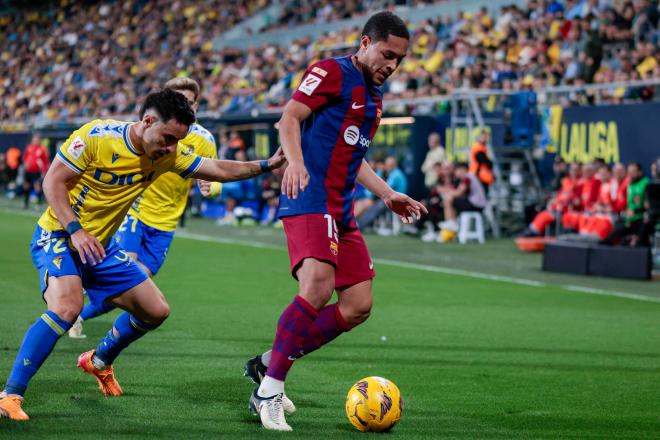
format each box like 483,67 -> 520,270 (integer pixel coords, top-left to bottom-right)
344,125 -> 360,145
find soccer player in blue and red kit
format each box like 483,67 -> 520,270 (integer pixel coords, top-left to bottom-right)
244,11 -> 427,431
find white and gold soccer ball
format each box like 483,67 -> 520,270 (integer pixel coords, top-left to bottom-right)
345,376 -> 403,432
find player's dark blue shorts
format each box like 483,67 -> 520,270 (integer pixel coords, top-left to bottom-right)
113,213 -> 174,276
30,225 -> 148,309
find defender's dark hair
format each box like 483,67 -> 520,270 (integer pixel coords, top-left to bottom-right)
361,11 -> 409,42
139,88 -> 195,126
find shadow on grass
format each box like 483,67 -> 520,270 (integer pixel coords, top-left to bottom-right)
307,354 -> 659,374
337,342 -> 660,360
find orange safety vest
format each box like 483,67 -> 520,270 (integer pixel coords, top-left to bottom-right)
552,176 -> 582,211
6,147 -> 21,170
469,142 -> 494,185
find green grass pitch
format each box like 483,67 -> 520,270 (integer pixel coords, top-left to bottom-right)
0,210 -> 659,439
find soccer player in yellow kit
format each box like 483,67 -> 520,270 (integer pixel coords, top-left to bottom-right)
121,77 -> 221,277
68,78 -> 220,338
0,89 -> 284,420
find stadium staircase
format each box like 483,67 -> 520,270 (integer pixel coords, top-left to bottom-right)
492,146 -> 543,235
447,93 -> 543,237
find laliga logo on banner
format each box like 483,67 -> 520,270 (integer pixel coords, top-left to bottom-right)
344,125 -> 371,148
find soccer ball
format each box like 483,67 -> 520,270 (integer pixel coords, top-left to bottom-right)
345,376 -> 403,432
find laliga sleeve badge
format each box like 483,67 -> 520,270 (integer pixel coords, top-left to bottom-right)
67,137 -> 87,159
298,73 -> 323,96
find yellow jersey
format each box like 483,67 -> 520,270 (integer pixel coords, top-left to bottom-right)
129,123 -> 217,231
37,119 -> 205,245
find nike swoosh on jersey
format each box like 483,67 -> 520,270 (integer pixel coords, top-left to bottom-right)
351,102 -> 365,109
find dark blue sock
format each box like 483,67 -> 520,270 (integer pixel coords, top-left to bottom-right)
79,301 -> 116,321
4,311 -> 72,396
94,312 -> 160,365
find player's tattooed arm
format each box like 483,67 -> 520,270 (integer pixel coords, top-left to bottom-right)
43,159 -> 106,265
190,147 -> 286,182
279,100 -> 313,199
357,159 -> 428,224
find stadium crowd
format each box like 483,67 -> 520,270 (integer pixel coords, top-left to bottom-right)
0,0 -> 267,123
2,0 -> 660,123
261,0 -> 448,32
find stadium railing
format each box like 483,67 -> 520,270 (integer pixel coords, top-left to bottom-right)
379,78 -> 660,114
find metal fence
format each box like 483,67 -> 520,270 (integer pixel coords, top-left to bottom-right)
381,78 -> 660,114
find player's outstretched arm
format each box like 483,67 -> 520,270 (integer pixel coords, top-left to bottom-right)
190,147 -> 286,183
43,159 -> 106,265
279,100 -> 313,199
356,159 -> 427,224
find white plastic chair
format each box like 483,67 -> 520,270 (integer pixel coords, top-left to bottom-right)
458,211 -> 485,244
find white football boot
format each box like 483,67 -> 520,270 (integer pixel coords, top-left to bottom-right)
243,355 -> 296,414
249,390 -> 293,431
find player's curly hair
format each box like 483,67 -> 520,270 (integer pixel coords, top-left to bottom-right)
139,89 -> 196,126
361,11 -> 409,42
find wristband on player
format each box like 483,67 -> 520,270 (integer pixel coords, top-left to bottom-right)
259,159 -> 270,172
66,221 -> 83,235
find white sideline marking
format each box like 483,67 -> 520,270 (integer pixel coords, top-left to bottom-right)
0,208 -> 39,218
0,207 -> 655,305
375,258 -> 545,287
176,230 -> 660,304
560,285 -> 660,303
177,231 -> 283,251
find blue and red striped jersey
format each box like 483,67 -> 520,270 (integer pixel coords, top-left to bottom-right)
278,56 -> 383,227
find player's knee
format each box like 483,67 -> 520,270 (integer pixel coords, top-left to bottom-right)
302,280 -> 334,306
146,300 -> 170,324
344,300 -> 372,327
155,302 -> 170,322
51,303 -> 82,323
354,308 -> 371,325
299,287 -> 334,311
298,263 -> 335,305
300,278 -> 334,301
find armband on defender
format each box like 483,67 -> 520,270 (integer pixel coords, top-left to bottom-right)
259,160 -> 270,172
66,221 -> 83,235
